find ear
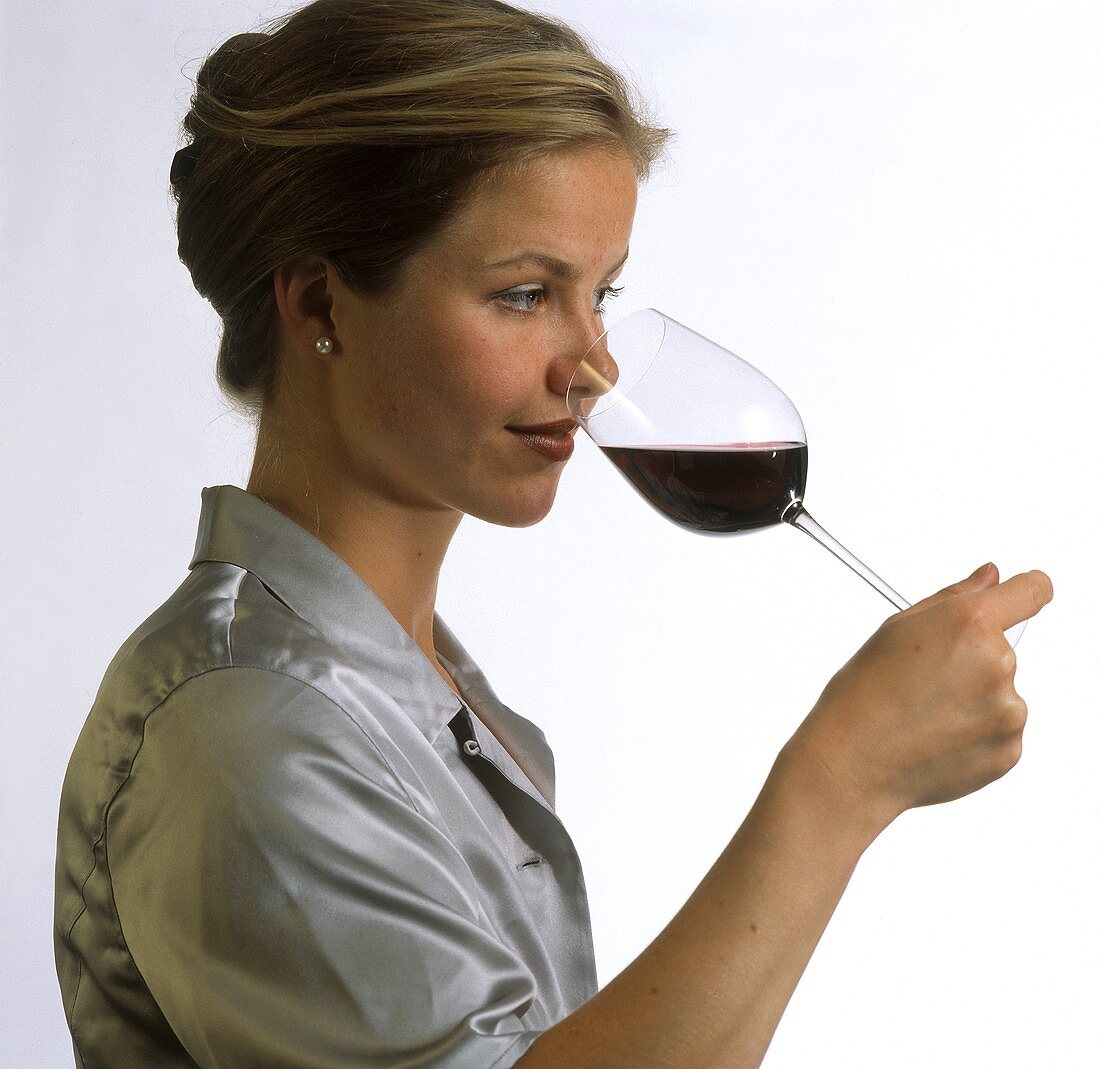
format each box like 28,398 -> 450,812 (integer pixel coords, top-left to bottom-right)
272,254 -> 337,359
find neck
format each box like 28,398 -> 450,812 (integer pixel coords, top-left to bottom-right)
246,412 -> 463,667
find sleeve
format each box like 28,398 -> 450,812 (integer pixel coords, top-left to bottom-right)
107,666 -> 545,1069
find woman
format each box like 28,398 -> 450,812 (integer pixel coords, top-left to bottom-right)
53,1 -> 1053,1067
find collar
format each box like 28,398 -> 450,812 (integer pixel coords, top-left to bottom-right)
188,484 -> 483,747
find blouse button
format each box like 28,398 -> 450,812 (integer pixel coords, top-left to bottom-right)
463,739 -> 481,756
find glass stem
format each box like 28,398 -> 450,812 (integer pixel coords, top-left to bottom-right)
784,503 -> 911,611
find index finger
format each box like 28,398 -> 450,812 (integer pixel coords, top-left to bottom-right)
981,569 -> 1055,630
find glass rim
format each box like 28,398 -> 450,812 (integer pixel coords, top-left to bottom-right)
566,307 -> 669,426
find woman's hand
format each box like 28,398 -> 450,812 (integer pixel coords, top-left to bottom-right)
781,563 -> 1055,841
521,564 -> 1054,1069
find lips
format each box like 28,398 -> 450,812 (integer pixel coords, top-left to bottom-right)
506,419 -> 578,435
507,425 -> 575,462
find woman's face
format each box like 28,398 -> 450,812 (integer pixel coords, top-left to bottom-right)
320,146 -> 638,527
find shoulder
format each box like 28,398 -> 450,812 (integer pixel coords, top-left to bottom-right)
88,560 -> 373,746
109,665 -> 482,922
106,663 -> 429,852
141,663 -> 398,787
115,560 -> 336,688
64,563 -> 422,836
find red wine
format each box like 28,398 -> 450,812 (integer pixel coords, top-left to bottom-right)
602,442 -> 808,535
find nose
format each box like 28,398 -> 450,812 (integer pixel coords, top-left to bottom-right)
550,309 -> 620,414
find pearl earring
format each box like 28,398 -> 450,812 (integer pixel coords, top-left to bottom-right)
314,337 -> 334,355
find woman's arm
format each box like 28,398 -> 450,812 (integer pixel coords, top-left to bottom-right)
517,564 -> 1053,1069
520,744 -> 869,1069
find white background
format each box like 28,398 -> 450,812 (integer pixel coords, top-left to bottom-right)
2,1 -> 1097,1065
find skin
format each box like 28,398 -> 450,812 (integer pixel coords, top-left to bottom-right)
518,564 -> 1054,1069
247,146 -> 637,690
246,140 -> 1056,1067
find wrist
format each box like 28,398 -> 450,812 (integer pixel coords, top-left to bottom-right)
767,728 -> 893,859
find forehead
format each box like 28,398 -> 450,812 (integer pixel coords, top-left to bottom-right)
433,147 -> 639,266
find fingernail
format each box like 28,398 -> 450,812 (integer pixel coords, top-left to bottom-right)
970,562 -> 993,579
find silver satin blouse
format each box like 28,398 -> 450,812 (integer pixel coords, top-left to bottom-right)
54,484 -> 598,1068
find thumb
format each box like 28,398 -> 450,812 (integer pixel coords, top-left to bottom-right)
907,561 -> 1000,614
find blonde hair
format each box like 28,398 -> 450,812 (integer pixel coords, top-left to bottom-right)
171,0 -> 673,421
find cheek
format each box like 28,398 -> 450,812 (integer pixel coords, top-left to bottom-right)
352,323 -> 450,428
354,363 -> 421,432
430,331 -> 531,422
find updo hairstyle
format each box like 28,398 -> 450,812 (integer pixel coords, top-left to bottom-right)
170,0 -> 673,421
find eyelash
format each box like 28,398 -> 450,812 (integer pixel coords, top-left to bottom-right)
498,284 -> 624,317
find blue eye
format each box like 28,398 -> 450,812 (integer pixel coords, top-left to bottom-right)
497,283 -> 626,317
594,284 -> 624,314
499,289 -> 543,314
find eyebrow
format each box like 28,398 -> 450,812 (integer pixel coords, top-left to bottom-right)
482,247 -> 630,283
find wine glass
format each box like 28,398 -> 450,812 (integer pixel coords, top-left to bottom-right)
565,308 -> 1026,648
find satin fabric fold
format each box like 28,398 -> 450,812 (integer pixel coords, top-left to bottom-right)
54,485 -> 597,1068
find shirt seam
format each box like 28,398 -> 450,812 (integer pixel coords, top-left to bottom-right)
68,662 -> 429,1057
66,671 -> 208,1065
488,1030 -> 539,1068
200,662 -> 425,813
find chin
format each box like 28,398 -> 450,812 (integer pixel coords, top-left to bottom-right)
468,483 -> 560,529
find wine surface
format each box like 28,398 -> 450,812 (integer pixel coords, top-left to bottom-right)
602,442 -> 808,535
